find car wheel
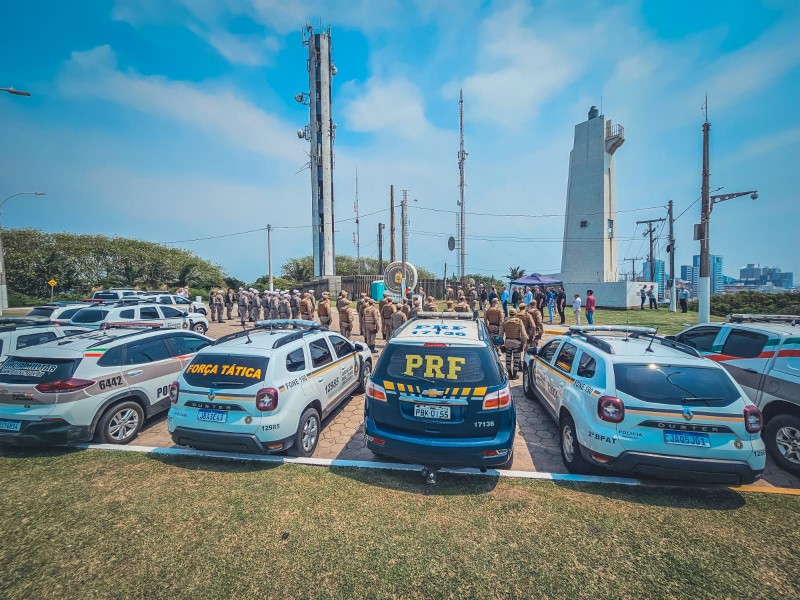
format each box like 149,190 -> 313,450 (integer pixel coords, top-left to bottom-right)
192,322 -> 207,334
522,366 -> 536,400
288,407 -> 321,458
764,414 -> 800,476
560,414 -> 592,474
358,360 -> 371,393
97,401 -> 144,445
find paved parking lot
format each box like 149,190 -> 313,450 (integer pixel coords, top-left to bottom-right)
135,315 -> 800,489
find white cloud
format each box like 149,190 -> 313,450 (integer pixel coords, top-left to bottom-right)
340,77 -> 434,140
58,45 -> 303,162
197,28 -> 280,66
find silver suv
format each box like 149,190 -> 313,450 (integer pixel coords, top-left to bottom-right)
69,302 -> 209,334
0,326 -> 212,446
674,314 -> 800,476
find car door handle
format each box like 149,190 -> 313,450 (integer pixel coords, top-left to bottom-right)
126,370 -> 144,377
317,376 -> 324,383
742,368 -> 760,375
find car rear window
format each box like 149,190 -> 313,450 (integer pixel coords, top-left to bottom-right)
27,307 -> 55,318
381,345 -> 501,386
0,357 -> 81,384
183,354 -> 269,389
72,309 -> 109,323
93,292 -> 119,300
613,364 -> 741,406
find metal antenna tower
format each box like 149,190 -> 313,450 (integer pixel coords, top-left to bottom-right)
458,89 -> 467,283
353,167 -> 360,274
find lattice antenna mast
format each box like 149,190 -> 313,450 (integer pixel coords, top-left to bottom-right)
458,89 -> 467,283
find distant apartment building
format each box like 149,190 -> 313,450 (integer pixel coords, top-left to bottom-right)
739,263 -> 794,289
682,255 -> 724,297
642,259 -> 665,299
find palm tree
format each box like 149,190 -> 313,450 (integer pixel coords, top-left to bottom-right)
507,266 -> 526,281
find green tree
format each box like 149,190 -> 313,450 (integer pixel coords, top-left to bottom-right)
279,255 -> 435,281
507,266 -> 526,281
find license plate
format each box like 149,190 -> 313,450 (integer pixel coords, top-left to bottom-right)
197,409 -> 227,423
414,404 -> 451,420
664,431 -> 710,447
0,419 -> 22,432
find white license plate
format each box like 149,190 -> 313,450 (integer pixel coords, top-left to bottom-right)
664,431 -> 710,447
197,409 -> 227,423
0,419 -> 22,432
413,404 -> 451,420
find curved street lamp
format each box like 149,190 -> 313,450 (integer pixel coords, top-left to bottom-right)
0,87 -> 31,97
0,192 -> 46,315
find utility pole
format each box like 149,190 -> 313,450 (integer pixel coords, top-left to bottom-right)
626,257 -> 645,282
636,217 -> 665,296
401,189 -> 409,298
389,185 -> 396,262
667,200 -> 676,312
267,224 -> 273,291
354,167 -> 360,275
458,89 -> 467,284
377,223 -> 385,274
699,96 -> 712,323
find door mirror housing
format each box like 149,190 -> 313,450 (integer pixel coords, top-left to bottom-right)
526,347 -> 538,356
354,342 -> 366,352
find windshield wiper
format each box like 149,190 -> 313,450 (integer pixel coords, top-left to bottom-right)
681,397 -> 725,406
403,373 -> 436,385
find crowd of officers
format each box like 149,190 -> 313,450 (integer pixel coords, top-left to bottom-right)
206,285 -> 545,375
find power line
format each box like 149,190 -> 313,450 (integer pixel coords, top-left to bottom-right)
411,204 -> 665,219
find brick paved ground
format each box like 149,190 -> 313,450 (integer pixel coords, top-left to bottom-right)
135,312 -> 800,489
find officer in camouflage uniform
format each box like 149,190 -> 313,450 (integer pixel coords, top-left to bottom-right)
299,292 -> 314,321
445,300 -> 455,311
446,286 -> 454,301
338,292 -> 353,339
526,301 -> 545,349
225,288 -> 235,320
454,296 -> 470,313
362,299 -> 380,351
356,292 -> 367,337
516,302 -> 535,342
390,302 -> 407,336
423,296 -> 437,312
380,297 -> 394,340
213,289 -> 225,323
249,289 -> 260,322
484,298 -> 504,350
317,292 -> 331,327
502,308 -> 528,379
290,290 -> 300,319
278,293 -> 291,319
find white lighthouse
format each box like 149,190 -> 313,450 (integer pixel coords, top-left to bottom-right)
559,107 -> 654,307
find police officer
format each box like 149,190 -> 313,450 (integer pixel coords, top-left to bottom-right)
517,302 -> 535,342
237,288 -> 250,325
339,301 -> 354,339
213,288 -> 225,323
502,308 -> 528,379
527,300 -> 545,348
299,292 -> 314,321
423,296 -> 437,312
224,288 -> 235,320
356,292 -> 367,337
269,292 -> 279,320
317,291 -> 331,327
380,296 -> 394,340
290,290 -> 300,319
445,300 -> 455,312
454,296 -> 470,313
249,289 -> 261,322
484,297 -> 504,348
446,286 -> 454,301
278,293 -> 291,319
362,299 -> 380,351
390,302 -> 407,336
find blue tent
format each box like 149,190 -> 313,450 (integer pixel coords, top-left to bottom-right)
511,273 -> 562,287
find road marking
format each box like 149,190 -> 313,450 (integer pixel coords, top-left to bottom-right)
68,442 -> 798,494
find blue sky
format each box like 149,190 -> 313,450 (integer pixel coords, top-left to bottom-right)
1,0 -> 798,284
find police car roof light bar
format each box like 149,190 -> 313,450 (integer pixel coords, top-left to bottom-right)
415,311 -> 475,320
729,314 -> 799,325
255,319 -> 321,330
100,322 -> 164,330
569,325 -> 657,335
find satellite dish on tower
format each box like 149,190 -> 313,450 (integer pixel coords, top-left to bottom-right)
447,236 -> 456,251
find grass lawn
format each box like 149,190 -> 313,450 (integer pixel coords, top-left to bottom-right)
585,308 -> 725,335
1,450 -> 798,599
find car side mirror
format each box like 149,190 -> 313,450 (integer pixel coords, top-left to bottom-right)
526,347 -> 538,356
182,311 -> 189,317
354,342 -> 366,352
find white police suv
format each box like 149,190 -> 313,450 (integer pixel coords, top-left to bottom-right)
0,325 -> 212,446
168,320 -> 373,456
522,326 -> 766,484
69,301 -> 209,334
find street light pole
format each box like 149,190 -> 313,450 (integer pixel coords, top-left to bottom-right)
0,192 -> 46,315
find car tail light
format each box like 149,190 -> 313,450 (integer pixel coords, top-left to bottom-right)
743,405 -> 763,434
483,384 -> 511,410
423,343 -> 447,347
597,395 -> 625,423
35,378 -> 95,393
365,379 -> 387,402
365,435 -> 385,446
255,387 -> 279,412
169,381 -> 180,404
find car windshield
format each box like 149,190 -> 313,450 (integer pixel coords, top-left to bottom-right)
71,309 -> 109,323
183,354 -> 269,389
381,345 -> 501,386
613,363 -> 741,406
0,357 -> 81,384
27,307 -> 56,318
